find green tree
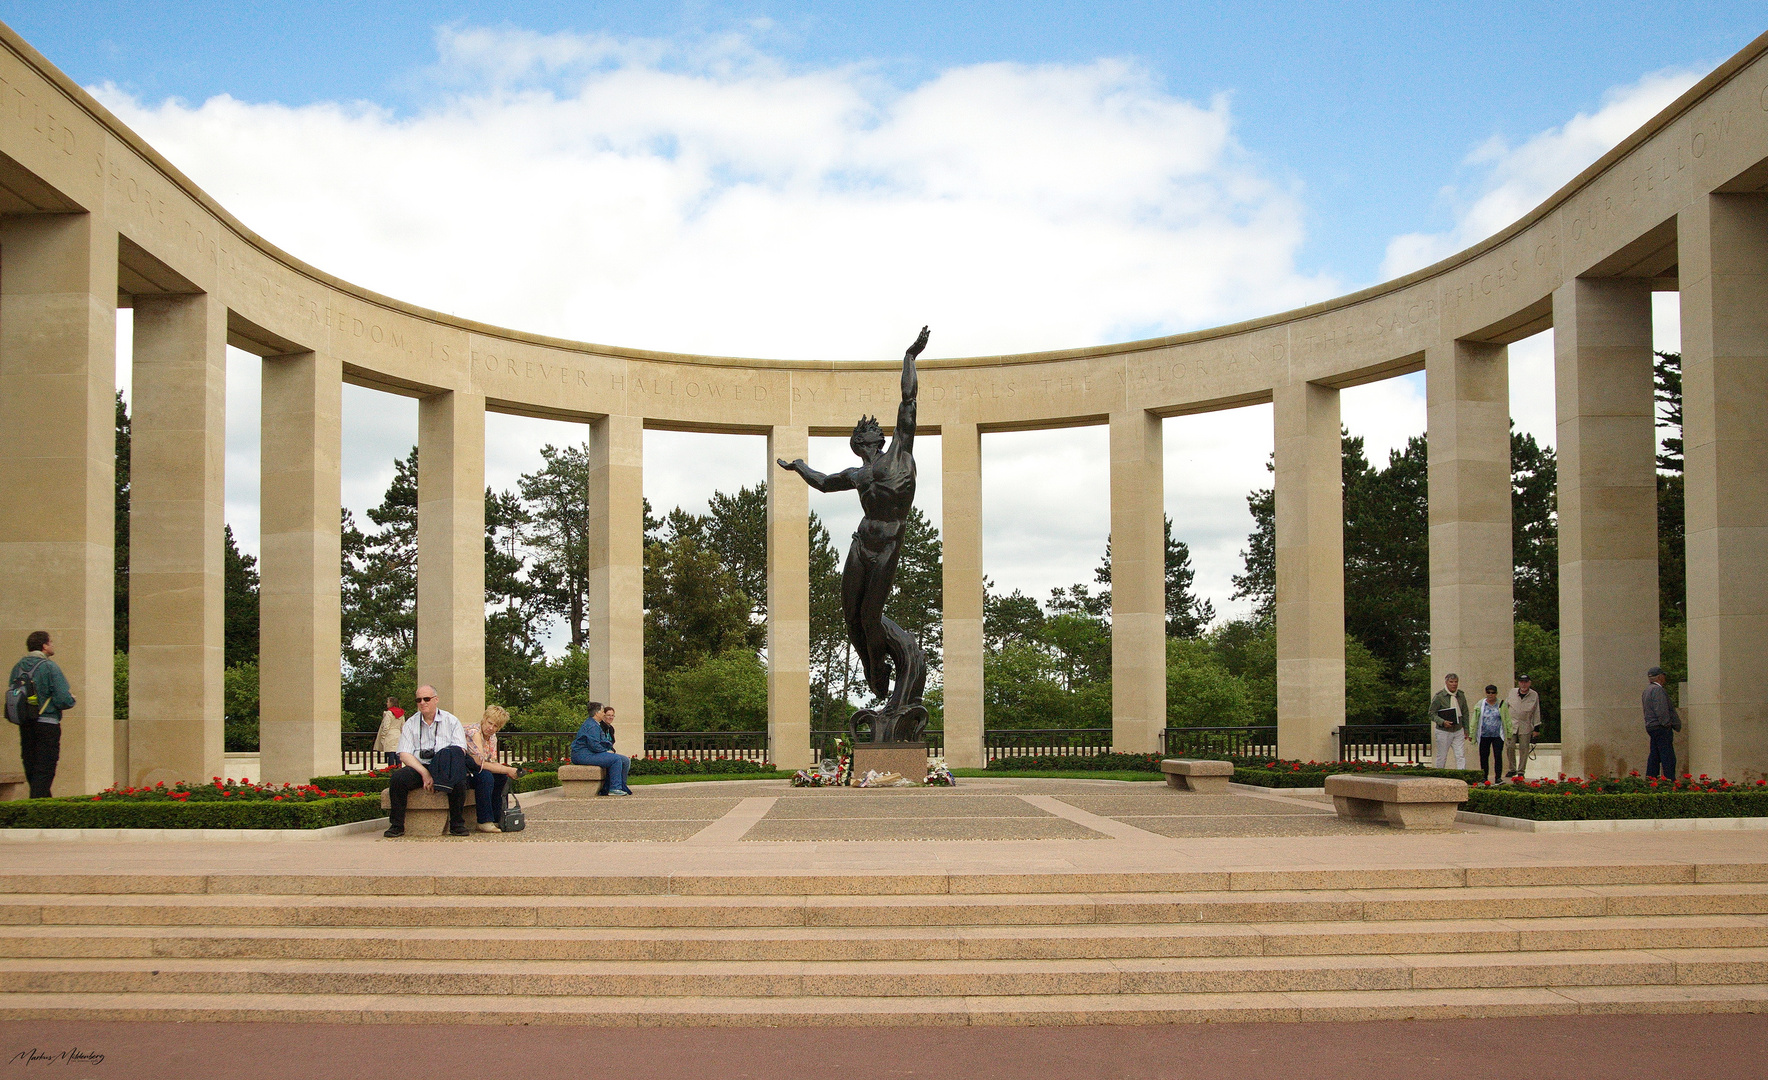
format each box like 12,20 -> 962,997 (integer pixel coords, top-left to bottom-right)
650,649 -> 769,732
1165,637 -> 1250,727
808,511 -> 850,727
339,448 -> 418,728
223,661 -> 260,752
1091,517 -> 1216,636
1512,428 -> 1558,631
223,524 -> 260,669
484,487 -> 540,711
983,581 -> 1045,650
114,391 -> 131,653
519,444 -> 592,647
643,514 -> 761,729
1513,620 -> 1561,741
1342,432 -> 1429,691
1656,351 -> 1685,627
705,485 -> 768,624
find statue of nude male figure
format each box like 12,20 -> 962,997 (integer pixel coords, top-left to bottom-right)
777,326 -> 931,743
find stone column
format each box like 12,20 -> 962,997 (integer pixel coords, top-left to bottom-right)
1554,277 -> 1658,778
258,351 -> 342,785
1426,339 -> 1514,713
1679,193 -> 1768,781
1109,409 -> 1165,754
128,292 -> 227,786
941,422 -> 985,768
0,214 -> 117,794
766,426 -> 811,770
588,414 -> 645,756
1274,382 -> 1345,763
417,390 -> 485,730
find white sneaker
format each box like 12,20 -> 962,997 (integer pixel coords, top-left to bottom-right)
609,789 -> 631,796
475,822 -> 501,833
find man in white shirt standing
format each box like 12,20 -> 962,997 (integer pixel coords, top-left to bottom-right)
384,684 -> 472,838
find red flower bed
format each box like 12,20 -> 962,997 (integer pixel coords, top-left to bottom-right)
88,778 -> 373,804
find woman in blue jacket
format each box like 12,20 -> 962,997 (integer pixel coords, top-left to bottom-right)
570,702 -> 633,795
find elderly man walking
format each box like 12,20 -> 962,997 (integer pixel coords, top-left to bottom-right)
1643,666 -> 1681,780
384,685 -> 473,837
1505,675 -> 1542,778
1428,673 -> 1470,770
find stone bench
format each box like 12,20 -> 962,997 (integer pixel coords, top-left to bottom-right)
379,787 -> 476,834
0,772 -> 25,801
1324,774 -> 1468,831
557,764 -> 607,798
1160,759 -> 1233,793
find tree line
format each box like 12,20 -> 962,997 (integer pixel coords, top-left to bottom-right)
111,354 -> 1685,747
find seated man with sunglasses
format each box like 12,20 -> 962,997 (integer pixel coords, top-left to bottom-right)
384,685 -> 474,837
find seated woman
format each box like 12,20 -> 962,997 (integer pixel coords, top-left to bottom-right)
466,705 -> 519,833
570,701 -> 633,796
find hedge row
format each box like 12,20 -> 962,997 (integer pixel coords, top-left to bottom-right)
630,758 -> 775,776
985,753 -> 1165,773
1234,766 -> 1485,788
1466,788 -> 1768,821
0,796 -> 387,830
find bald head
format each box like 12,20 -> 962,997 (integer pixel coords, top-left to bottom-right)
416,685 -> 439,721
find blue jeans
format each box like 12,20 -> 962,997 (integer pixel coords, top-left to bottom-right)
473,768 -> 511,824
1646,728 -> 1677,779
569,749 -> 632,794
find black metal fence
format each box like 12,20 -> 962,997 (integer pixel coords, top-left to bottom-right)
1335,724 -> 1432,764
647,731 -> 769,762
1161,725 -> 1278,760
810,729 -> 946,762
983,728 -> 1112,762
340,730 -> 573,773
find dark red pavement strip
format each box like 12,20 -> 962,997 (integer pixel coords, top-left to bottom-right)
4,1014 -> 1767,1080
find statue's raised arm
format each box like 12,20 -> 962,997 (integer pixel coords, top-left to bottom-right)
894,325 -> 928,454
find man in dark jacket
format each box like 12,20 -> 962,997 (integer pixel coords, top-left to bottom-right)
10,631 -> 76,798
1643,666 -> 1680,779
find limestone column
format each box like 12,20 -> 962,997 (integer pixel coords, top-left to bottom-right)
128,292 -> 227,786
1109,410 -> 1165,753
258,351 -> 342,785
941,422 -> 985,768
1554,278 -> 1658,778
417,390 -> 485,730
766,426 -> 811,770
0,214 -> 117,794
1273,382 -> 1345,763
1679,193 -> 1768,781
1426,339 -> 1514,710
588,414 -> 645,756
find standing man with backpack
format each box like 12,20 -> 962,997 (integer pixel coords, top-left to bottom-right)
7,631 -> 76,798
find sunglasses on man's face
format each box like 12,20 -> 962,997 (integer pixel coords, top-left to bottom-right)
416,696 -> 435,703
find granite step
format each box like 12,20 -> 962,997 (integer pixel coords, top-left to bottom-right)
6,882 -> 1768,929
3,984 -> 1766,1026
1,862 -> 1761,898
3,914 -> 1765,962
5,948 -> 1766,998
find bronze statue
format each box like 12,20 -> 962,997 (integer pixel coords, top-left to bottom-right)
777,326 -> 931,743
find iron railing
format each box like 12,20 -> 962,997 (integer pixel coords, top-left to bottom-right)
646,731 -> 769,762
983,728 -> 1113,762
1334,724 -> 1433,764
340,730 -> 574,774
1161,725 -> 1278,760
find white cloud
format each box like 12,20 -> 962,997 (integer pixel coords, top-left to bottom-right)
1380,69 -> 1702,280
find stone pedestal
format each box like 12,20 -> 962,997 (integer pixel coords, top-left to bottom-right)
850,743 -> 928,785
379,787 -> 477,835
1160,758 -> 1233,793
557,764 -> 607,798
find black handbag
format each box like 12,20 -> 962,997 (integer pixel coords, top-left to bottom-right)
499,791 -> 526,833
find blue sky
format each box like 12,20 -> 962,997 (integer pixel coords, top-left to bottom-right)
13,2 -> 1762,285
2,3 -> 1750,640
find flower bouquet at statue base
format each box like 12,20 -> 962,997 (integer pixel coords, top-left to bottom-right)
856,769 -> 918,788
792,736 -> 854,787
924,756 -> 955,786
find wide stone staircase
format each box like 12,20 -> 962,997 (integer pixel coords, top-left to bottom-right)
3,864 -> 1767,1026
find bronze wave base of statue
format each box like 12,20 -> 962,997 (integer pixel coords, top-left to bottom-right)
778,326 -> 932,746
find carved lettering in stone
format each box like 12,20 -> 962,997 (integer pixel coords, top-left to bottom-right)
0,69 -> 78,156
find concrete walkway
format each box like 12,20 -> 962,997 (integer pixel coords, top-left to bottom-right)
5,778 -> 1767,881
3,1014 -> 1763,1079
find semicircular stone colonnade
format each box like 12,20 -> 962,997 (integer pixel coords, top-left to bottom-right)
3,22 -> 1768,792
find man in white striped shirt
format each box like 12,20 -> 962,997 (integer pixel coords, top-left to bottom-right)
384,684 -> 472,837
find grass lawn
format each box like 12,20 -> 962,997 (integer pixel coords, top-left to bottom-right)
952,769 -> 1165,782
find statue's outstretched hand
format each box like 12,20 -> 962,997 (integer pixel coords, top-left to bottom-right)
907,326 -> 930,359
777,458 -> 802,471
